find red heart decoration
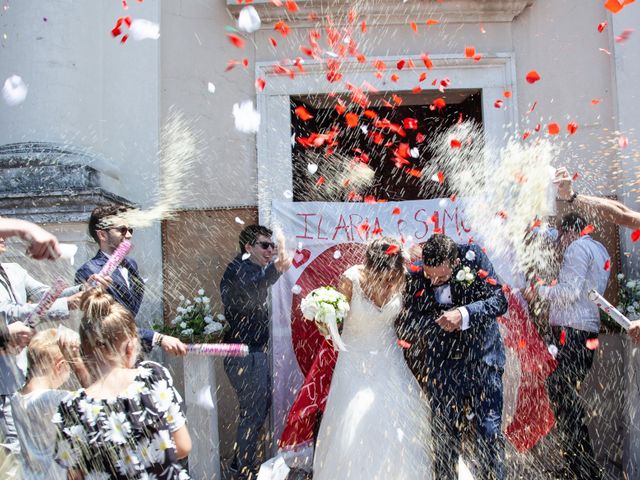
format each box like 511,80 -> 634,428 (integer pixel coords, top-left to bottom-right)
292,249 -> 312,268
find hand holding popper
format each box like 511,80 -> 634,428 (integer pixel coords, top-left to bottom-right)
25,278 -> 68,327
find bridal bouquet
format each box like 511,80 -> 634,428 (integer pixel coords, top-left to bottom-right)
300,286 -> 349,351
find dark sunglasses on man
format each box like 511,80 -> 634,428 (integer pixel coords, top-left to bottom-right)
255,241 -> 276,250
106,226 -> 134,235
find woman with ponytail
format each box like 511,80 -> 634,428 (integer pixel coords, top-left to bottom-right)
53,289 -> 192,479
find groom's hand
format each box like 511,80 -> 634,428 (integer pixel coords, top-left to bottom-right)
436,309 -> 462,332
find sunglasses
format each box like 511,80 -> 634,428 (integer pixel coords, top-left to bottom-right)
109,226 -> 133,235
255,241 -> 276,250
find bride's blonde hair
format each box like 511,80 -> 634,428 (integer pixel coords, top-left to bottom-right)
79,288 -> 139,373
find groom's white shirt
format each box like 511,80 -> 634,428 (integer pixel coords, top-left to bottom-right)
434,284 -> 471,330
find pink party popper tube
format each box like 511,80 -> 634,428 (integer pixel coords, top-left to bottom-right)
99,240 -> 132,277
25,278 -> 68,327
186,343 -> 249,357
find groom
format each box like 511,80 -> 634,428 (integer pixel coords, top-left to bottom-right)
398,234 -> 508,480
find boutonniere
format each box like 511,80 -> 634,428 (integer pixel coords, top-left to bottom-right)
455,265 -> 475,286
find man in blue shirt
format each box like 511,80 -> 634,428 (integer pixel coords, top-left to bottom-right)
221,224 -> 290,479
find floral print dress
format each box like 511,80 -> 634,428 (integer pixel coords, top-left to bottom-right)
53,361 -> 190,479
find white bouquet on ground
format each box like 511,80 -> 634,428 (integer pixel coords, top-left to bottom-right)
300,286 -> 350,351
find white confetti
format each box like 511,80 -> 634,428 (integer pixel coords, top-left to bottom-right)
235,217 -> 245,224
307,163 -> 318,174
242,253 -> 251,260
58,243 -> 78,266
207,82 -> 216,94
333,250 -> 342,259
410,147 -> 419,158
438,198 -> 448,208
360,125 -> 368,134
548,344 -> 558,358
238,5 -> 261,33
232,100 -> 261,134
195,386 -> 215,409
291,284 -> 302,295
129,19 -> 160,41
2,75 -> 27,106
283,190 -> 293,199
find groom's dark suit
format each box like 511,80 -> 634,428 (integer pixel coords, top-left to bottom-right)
398,243 -> 508,480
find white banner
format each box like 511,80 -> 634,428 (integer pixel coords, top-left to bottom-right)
270,198 -> 473,441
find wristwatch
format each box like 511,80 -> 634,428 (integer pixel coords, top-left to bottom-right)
567,191 -> 578,203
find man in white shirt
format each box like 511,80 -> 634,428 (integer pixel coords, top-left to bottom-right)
525,212 -> 610,480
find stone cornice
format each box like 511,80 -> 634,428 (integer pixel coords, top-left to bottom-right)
227,0 -> 534,25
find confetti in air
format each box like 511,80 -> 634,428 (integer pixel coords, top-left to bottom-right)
2,75 -> 28,106
237,5 -> 261,33
232,100 -> 261,133
129,19 -> 160,40
106,109 -> 201,228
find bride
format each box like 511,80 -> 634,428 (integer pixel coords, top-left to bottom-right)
313,237 -> 432,479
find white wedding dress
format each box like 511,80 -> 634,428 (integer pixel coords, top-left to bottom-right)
313,266 -> 432,479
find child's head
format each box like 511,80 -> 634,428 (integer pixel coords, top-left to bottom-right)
79,288 -> 140,373
26,329 -> 72,387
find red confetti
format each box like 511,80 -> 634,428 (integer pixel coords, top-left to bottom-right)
227,34 -> 245,49
436,171 -> 445,183
586,338 -> 600,350
421,53 -> 433,70
547,123 -> 560,135
390,74 -> 400,82
357,221 -> 370,236
397,59 -> 406,70
619,135 -> 629,149
616,28 -> 634,43
385,245 -> 400,255
494,99 -> 503,108
403,118 -> 418,130
567,122 -> 578,135
285,0 -> 299,12
503,90 -> 512,98
604,259 -> 611,271
591,98 -> 601,105
559,330 -> 566,346
580,224 -> 594,236
432,98 -> 446,110
415,289 -> 425,297
361,21 -> 367,33
631,229 -> 640,242
409,264 -> 422,273
450,139 -> 461,148
525,70 -> 541,84
120,34 -> 129,44
294,106 -> 313,121
598,21 -> 608,32
345,112 -> 359,127
478,270 -> 489,279
397,339 -> 412,349
274,20 -> 290,36
410,21 -> 418,33
255,78 -> 266,91
269,37 -> 278,47
486,278 -> 497,286
426,19 -> 440,26
572,171 -> 580,181
465,46 -> 476,58
316,176 -> 325,186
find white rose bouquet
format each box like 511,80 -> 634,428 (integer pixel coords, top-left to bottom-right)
300,286 -> 350,351
154,289 -> 229,342
617,273 -> 640,318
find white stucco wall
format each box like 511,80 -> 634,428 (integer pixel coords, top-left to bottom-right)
0,0 -> 163,328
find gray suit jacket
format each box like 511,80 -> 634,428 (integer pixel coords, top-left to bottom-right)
0,263 -> 81,395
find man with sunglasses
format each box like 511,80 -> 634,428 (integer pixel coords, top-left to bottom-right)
75,205 -> 186,355
221,224 -> 291,479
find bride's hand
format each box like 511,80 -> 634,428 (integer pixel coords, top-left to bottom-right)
315,320 -> 330,338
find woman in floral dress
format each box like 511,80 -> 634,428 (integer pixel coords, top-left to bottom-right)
53,289 -> 192,479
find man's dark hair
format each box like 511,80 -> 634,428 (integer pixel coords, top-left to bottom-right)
238,224 -> 273,252
560,212 -> 588,234
88,205 -> 130,243
422,234 -> 459,267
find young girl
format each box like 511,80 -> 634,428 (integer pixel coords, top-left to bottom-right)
11,328 -> 89,479
53,289 -> 192,479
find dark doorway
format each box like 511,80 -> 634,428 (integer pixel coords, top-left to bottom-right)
291,89 -> 483,202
